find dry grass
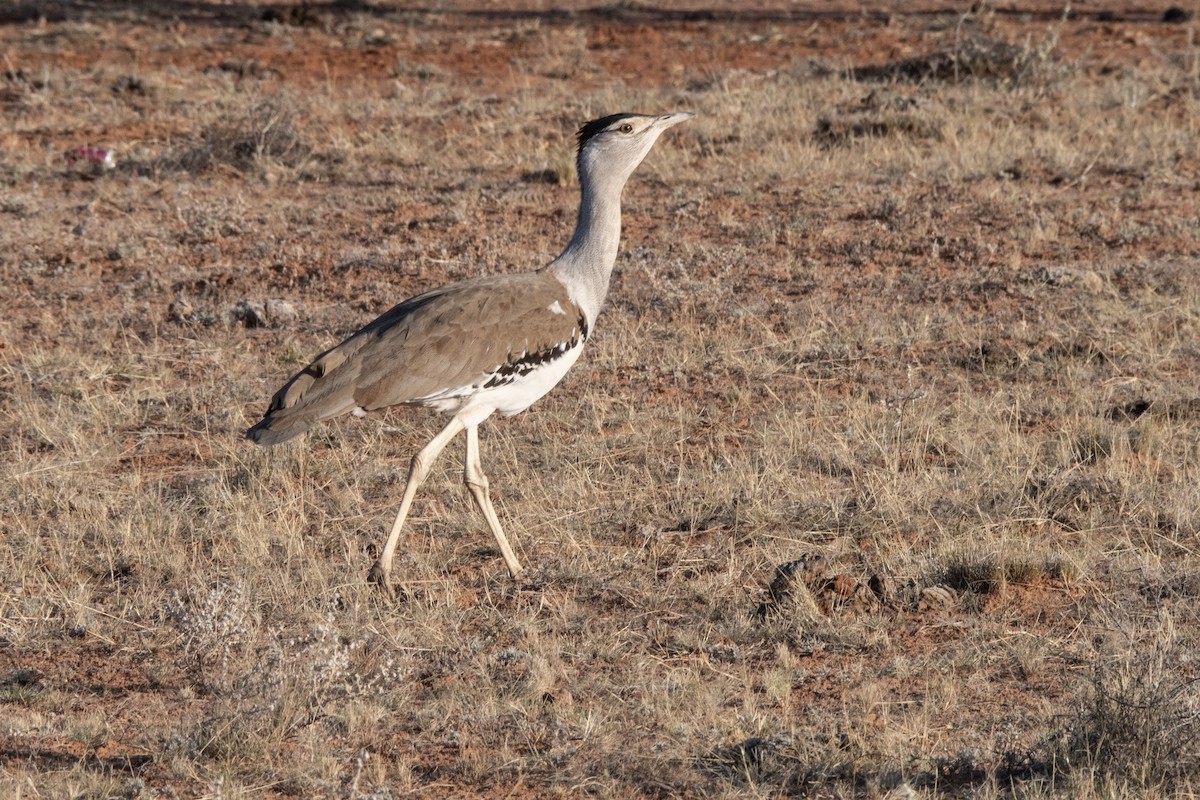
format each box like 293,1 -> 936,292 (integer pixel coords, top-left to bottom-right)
3,3 -> 1200,798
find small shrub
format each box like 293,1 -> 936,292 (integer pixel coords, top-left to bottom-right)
159,94 -> 313,174
941,550 -> 1007,595
1053,618 -> 1200,792
167,581 -> 251,693
853,34 -> 1064,88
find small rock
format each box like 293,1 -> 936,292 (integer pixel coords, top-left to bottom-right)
705,644 -> 740,663
495,647 -> 528,665
884,784 -> 919,800
168,294 -> 194,323
363,28 -> 393,46
1107,399 -> 1151,421
830,574 -> 858,598
111,74 -> 147,95
228,297 -> 300,328
1033,265 -> 1105,293
206,58 -> 275,79
920,584 -> 959,610
264,298 -> 298,325
108,242 -> 144,261
230,299 -> 267,328
868,571 -> 896,603
1164,7 -> 1193,23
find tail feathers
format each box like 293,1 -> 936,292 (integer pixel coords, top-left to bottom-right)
245,413 -> 312,446
246,392 -> 362,445
245,363 -> 360,447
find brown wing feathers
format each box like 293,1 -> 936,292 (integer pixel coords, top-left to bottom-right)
245,273 -> 584,446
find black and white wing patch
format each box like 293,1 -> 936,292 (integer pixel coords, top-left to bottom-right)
482,313 -> 590,389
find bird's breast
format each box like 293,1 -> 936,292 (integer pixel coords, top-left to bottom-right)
483,335 -> 589,417
413,332 -> 589,425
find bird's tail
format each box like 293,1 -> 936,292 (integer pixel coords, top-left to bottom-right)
244,410 -> 313,446
245,350 -> 358,446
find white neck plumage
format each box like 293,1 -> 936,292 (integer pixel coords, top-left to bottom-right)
547,150 -> 636,327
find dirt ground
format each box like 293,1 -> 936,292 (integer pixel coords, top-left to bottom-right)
2,1 -> 1200,798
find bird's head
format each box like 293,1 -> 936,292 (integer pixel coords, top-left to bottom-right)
575,111 -> 693,186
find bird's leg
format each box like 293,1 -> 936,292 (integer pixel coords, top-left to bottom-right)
464,424 -> 525,581
368,416 -> 466,590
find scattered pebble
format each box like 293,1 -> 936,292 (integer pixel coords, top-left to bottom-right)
264,298 -> 298,324
111,74 -> 147,95
920,584 -> 959,610
229,297 -> 299,328
168,294 -> 194,323
229,299 -> 267,328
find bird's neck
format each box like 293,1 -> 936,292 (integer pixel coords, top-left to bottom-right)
548,166 -> 628,325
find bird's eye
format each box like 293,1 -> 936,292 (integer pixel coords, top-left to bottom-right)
619,123 -> 634,133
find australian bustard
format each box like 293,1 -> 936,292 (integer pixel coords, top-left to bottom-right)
246,111 -> 693,587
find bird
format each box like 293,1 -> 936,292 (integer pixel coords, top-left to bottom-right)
245,111 -> 693,588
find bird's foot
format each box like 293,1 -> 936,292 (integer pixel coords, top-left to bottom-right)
367,561 -> 394,596
512,566 -> 550,592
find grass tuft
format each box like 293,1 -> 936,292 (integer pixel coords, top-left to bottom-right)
1050,616 -> 1200,794
157,94 -> 315,175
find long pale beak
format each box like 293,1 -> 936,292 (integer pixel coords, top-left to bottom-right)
655,111 -> 695,129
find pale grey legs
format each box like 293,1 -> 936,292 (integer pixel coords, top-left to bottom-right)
368,416 -> 524,589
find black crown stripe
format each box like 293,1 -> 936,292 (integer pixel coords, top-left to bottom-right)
576,113 -> 640,155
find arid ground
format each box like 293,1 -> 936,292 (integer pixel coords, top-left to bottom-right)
2,1 -> 1200,797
